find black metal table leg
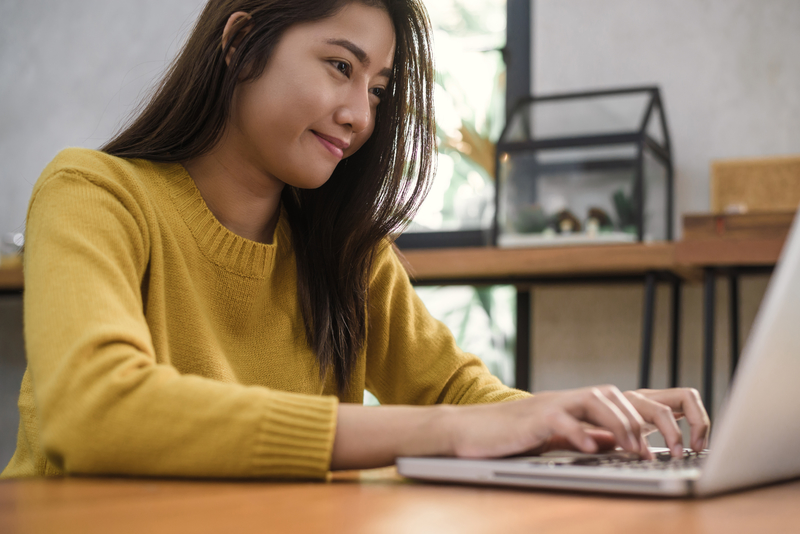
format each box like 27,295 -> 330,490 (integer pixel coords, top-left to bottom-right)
515,287 -> 531,392
669,275 -> 682,388
729,271 -> 740,377
703,268 -> 716,418
639,272 -> 657,389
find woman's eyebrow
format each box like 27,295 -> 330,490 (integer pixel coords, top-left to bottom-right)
326,38 -> 393,78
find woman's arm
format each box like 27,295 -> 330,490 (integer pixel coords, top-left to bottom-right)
331,385 -> 709,470
20,158 -> 337,479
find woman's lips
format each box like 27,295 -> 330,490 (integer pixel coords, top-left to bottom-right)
313,131 -> 348,159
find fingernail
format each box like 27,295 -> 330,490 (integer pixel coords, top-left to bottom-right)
672,444 -> 683,457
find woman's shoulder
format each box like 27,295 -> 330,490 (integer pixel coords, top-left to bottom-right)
39,148 -> 155,187
369,239 -> 410,285
32,148 -> 182,205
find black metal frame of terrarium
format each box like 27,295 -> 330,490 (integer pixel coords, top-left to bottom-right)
493,86 -> 674,248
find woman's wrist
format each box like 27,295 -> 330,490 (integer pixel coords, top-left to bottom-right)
331,403 -> 458,470
398,404 -> 457,459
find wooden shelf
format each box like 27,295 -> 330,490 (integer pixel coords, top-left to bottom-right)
676,238 -> 786,267
0,265 -> 23,291
683,211 -> 794,241
399,242 -> 690,282
677,212 -> 794,267
0,243 -> 703,292
6,231 -> 785,292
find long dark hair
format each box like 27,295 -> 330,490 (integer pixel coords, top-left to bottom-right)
102,0 -> 435,394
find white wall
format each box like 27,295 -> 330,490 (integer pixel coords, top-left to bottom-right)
0,0 -> 206,236
533,0 -> 800,231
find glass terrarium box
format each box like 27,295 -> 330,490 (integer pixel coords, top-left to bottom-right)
494,87 -> 674,248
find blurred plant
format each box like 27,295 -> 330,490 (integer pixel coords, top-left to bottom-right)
513,204 -> 551,234
415,285 -> 516,387
411,0 -> 507,232
613,173 -> 645,234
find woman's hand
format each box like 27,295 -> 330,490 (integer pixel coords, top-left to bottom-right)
331,385 -> 709,470
623,388 -> 710,456
444,386 -> 709,461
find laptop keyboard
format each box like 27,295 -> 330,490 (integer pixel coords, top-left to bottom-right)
521,449 -> 709,471
569,449 -> 709,470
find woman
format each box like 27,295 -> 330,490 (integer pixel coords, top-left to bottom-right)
2,0 -> 708,480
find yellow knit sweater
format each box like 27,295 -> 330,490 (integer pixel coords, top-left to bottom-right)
2,148 -> 527,480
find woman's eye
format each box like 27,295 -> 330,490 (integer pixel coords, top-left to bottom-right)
370,87 -> 386,100
332,61 -> 351,77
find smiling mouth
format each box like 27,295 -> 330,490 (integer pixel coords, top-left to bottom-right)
312,131 -> 348,159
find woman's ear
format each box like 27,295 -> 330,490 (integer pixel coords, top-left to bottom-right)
221,12 -> 253,67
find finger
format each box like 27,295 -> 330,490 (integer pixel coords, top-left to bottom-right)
538,429 -> 619,454
585,428 -> 618,452
636,388 -> 710,452
546,410 -> 598,454
599,386 -> 646,440
639,435 -> 653,460
600,386 -> 659,458
625,391 -> 684,457
569,388 -> 640,455
639,422 -> 659,437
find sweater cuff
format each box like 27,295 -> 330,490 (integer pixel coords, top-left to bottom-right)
251,391 -> 338,479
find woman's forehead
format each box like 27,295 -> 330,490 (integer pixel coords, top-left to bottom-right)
285,3 -> 396,71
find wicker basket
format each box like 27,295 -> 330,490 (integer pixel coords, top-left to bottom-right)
711,155 -> 800,213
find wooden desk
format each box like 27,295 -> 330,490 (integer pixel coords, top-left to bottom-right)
2,469 -> 799,534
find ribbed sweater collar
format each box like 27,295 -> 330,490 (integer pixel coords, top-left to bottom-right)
156,161 -> 285,280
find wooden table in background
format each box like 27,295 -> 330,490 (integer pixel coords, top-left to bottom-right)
2,468 -> 799,534
400,243 -> 693,392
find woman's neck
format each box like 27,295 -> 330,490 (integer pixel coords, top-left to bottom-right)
183,149 -> 284,245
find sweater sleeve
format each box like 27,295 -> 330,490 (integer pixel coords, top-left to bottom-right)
23,167 -> 337,479
364,244 -> 531,406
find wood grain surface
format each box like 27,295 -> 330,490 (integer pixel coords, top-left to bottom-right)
682,212 -> 795,241
2,469 -> 799,534
675,238 -> 786,267
399,243 -> 681,281
0,265 -> 23,291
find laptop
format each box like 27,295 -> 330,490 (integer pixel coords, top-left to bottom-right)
398,208 -> 800,497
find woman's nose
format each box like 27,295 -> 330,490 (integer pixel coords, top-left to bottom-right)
334,85 -> 372,134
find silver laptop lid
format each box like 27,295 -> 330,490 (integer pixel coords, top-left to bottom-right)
696,208 -> 800,495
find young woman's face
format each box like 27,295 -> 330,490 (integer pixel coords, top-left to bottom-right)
227,2 -> 395,189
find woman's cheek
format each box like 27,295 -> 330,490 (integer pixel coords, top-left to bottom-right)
347,128 -> 375,158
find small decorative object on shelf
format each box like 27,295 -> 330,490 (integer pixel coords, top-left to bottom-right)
555,209 -> 581,234
494,86 -> 674,248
